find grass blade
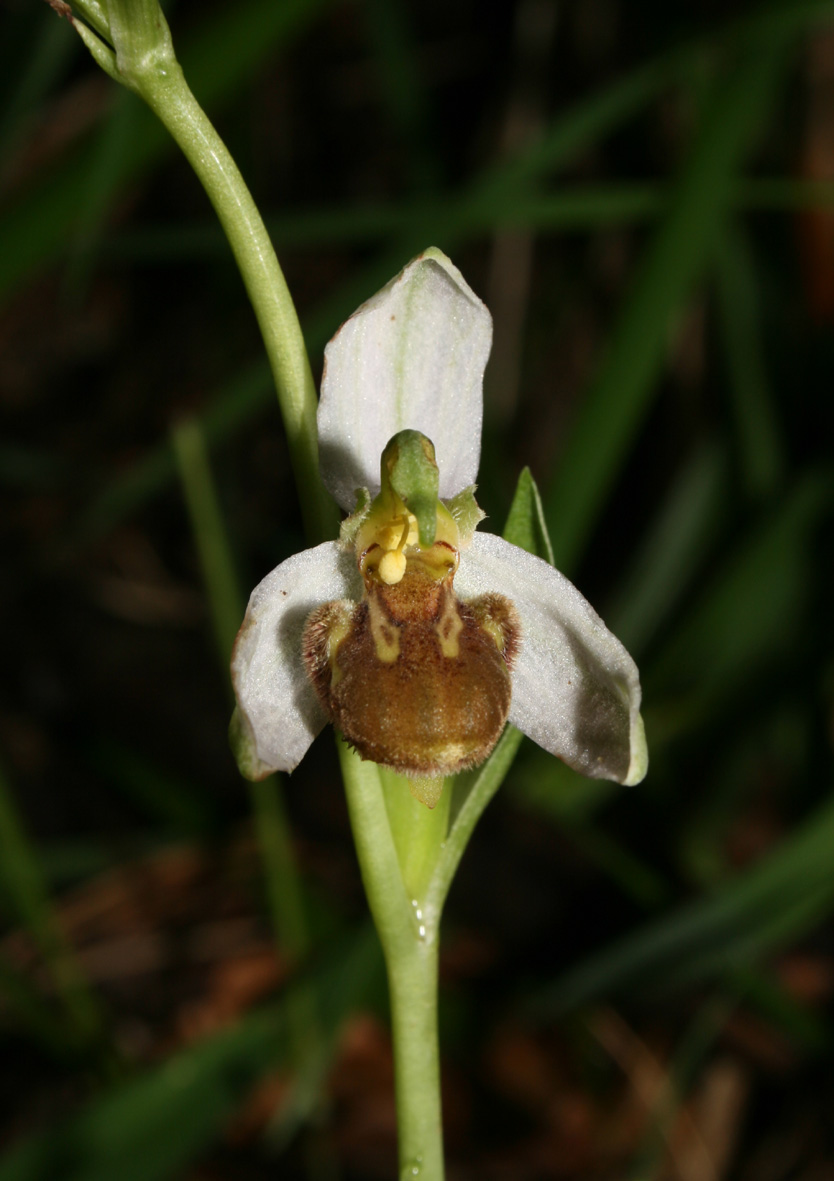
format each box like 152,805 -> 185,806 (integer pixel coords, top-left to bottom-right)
0,925 -> 381,1181
0,760 -> 101,1047
645,470 -> 832,718
604,440 -> 728,657
171,416 -> 244,666
545,30 -> 790,573
714,219 -> 785,499
529,790 -> 834,1015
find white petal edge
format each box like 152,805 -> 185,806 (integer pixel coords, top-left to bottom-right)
231,541 -> 363,776
456,533 -> 648,786
318,247 -> 492,511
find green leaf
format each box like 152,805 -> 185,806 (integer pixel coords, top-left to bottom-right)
91,739 -> 217,836
428,725 -> 525,920
0,1012 -> 285,1181
171,415 -> 244,665
0,762 -> 101,1045
361,0 -> 438,194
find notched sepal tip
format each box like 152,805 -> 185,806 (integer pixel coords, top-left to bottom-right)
623,713 -> 648,786
229,705 -> 274,781
317,249 -> 491,511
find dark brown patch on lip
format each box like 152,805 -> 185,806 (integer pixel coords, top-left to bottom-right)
303,569 -> 520,778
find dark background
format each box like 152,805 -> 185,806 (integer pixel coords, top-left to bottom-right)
1,0 -> 834,1177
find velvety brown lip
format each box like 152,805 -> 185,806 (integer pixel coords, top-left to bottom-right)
303,568 -> 519,780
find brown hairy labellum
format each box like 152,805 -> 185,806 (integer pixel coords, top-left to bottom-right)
303,566 -> 520,778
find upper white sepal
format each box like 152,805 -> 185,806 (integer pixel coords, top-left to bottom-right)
318,248 -> 492,511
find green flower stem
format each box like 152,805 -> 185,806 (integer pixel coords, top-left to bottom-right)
388,936 -> 443,1181
143,71 -> 333,542
74,0 -> 336,544
338,728 -> 527,1180
338,742 -> 445,1179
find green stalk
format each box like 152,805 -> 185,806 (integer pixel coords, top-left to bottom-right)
388,938 -> 443,1181
74,0 -> 336,544
338,743 -> 445,1179
142,72 -> 332,543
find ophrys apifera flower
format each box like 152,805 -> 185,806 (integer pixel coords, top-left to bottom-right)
230,249 -> 647,800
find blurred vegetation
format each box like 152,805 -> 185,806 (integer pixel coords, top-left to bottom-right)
1,0 -> 834,1177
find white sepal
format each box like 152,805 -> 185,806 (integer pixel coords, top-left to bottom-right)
456,533 -> 648,786
319,248 -> 492,511
231,541 -> 362,775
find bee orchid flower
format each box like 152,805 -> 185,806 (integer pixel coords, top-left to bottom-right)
230,249 -> 647,799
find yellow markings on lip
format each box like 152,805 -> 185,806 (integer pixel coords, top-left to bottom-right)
302,573 -> 521,785
478,615 -> 506,654
301,600 -> 355,696
368,593 -> 401,662
435,592 -> 463,658
325,608 -> 353,689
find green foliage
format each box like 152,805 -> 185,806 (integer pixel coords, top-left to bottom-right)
545,29 -> 790,573
0,929 -> 381,1181
531,791 -> 834,1013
